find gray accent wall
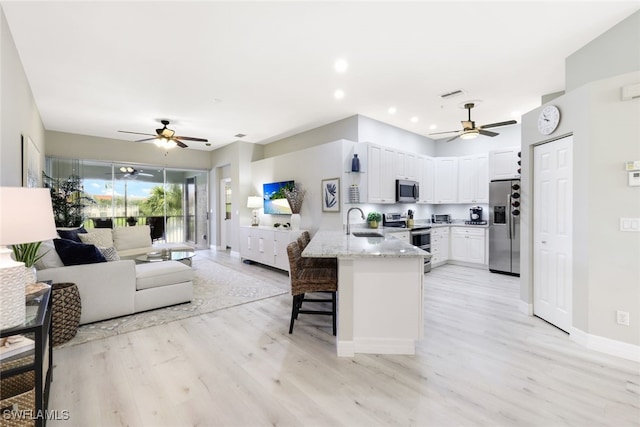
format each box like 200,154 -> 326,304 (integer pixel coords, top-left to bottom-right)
566,10 -> 640,92
1,7 -> 45,187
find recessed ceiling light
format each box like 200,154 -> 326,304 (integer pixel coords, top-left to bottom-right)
410,116 -> 419,123
334,59 -> 348,73
334,89 -> 345,99
388,107 -> 397,114
429,124 -> 437,130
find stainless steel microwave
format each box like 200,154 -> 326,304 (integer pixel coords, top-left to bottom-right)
396,179 -> 419,203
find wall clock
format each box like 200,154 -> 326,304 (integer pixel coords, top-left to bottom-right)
537,105 -> 560,135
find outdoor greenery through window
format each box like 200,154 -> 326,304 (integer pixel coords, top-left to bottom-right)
45,157 -> 208,247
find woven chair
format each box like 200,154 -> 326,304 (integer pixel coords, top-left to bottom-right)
286,241 -> 337,335
297,231 -> 337,269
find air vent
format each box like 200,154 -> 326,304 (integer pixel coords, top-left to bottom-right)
440,89 -> 465,99
234,133 -> 246,138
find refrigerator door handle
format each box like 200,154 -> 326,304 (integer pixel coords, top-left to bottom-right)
507,194 -> 512,239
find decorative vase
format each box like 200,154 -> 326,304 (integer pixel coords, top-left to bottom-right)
24,265 -> 37,286
351,154 -> 360,172
369,220 -> 379,229
290,213 -> 301,231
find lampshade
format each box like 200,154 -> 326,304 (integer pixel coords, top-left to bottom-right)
0,187 -> 58,245
460,129 -> 479,140
154,138 -> 177,149
247,196 -> 262,209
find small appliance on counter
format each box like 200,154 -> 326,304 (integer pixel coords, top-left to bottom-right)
431,214 -> 452,224
465,206 -> 487,225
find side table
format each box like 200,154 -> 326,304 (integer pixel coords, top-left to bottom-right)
0,286 -> 53,427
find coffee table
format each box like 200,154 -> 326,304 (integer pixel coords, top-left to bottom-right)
136,250 -> 195,266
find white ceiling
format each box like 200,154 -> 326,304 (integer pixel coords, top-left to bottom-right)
3,1 -> 638,151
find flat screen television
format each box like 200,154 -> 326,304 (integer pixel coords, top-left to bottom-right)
263,180 -> 294,214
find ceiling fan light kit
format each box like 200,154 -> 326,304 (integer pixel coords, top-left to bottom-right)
460,129 -> 479,140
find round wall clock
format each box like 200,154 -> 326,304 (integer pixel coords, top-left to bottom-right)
537,105 -> 560,135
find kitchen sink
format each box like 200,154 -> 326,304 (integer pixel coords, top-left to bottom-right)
352,231 -> 384,238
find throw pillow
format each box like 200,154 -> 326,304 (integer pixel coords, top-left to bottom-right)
98,246 -> 120,262
79,229 -> 114,248
57,226 -> 88,243
34,240 -> 64,270
53,238 -> 107,266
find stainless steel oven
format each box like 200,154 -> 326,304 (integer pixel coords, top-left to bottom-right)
410,227 -> 432,273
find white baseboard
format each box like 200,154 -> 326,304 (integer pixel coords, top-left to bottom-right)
518,300 -> 533,316
570,327 -> 640,363
229,250 -> 240,258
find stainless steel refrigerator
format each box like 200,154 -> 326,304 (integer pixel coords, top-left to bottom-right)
489,179 -> 521,276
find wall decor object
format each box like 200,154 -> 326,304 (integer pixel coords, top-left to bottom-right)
22,136 -> 42,188
321,178 -> 340,212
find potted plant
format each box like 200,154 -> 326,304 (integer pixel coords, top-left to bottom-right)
12,242 -> 48,285
367,212 -> 382,229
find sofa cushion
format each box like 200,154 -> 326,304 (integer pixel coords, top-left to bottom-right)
98,246 -> 121,262
54,238 -> 107,266
34,240 -> 64,270
57,226 -> 87,242
79,229 -> 114,248
113,225 -> 152,252
135,261 -> 193,291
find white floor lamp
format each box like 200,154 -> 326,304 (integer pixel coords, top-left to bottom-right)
0,187 -> 58,329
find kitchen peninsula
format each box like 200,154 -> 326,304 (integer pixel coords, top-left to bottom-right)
302,230 -> 431,357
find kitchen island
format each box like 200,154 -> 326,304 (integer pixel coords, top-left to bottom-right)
302,230 -> 431,357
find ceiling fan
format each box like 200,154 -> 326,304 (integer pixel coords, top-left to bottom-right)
118,119 -> 208,149
429,103 -> 517,142
107,166 -> 153,179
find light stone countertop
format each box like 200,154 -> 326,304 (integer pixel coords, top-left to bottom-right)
302,230 -> 431,259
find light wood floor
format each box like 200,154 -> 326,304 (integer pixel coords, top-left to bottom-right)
48,249 -> 640,427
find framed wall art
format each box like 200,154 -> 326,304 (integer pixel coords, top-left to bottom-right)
22,136 -> 42,188
321,177 -> 340,212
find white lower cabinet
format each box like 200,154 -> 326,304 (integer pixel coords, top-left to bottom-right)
430,227 -> 449,266
240,226 -> 304,272
450,227 -> 486,264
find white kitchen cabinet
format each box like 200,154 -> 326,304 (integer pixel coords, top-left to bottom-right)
240,226 -> 304,271
450,227 -> 485,265
430,227 -> 449,267
368,143 -> 395,203
387,230 -> 410,243
394,151 -> 419,181
458,154 -> 489,203
417,155 -> 435,204
489,148 -> 520,180
434,157 -> 458,204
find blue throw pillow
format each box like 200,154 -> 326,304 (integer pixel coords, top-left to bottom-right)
57,226 -> 88,243
53,238 -> 106,266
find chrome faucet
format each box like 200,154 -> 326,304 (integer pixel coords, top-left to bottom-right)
346,207 -> 365,235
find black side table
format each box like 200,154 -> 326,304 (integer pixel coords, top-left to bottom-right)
0,286 -> 53,427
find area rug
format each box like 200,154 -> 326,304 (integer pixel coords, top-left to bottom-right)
56,258 -> 287,348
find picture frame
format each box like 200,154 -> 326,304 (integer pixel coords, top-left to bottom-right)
321,177 -> 340,212
22,136 -> 42,188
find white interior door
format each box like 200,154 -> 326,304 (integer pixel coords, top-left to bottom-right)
533,136 -> 573,332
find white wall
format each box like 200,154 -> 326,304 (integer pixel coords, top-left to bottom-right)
357,115 -> 436,156
521,70 -> 640,348
0,7 -> 45,187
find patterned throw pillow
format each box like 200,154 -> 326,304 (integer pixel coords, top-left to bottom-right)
98,246 -> 120,262
79,229 -> 114,248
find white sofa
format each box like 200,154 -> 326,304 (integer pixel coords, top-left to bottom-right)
36,225 -> 194,325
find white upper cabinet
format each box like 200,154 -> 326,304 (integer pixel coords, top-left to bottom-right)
368,143 -> 396,203
417,155 -> 435,204
392,150 -> 419,181
489,147 -> 520,180
434,157 -> 458,204
458,154 -> 489,204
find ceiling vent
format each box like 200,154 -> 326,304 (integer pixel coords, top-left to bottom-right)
440,89 -> 465,99
234,133 -> 246,138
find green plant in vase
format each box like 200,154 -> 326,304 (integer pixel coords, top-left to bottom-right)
12,242 -> 48,285
367,212 -> 382,229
